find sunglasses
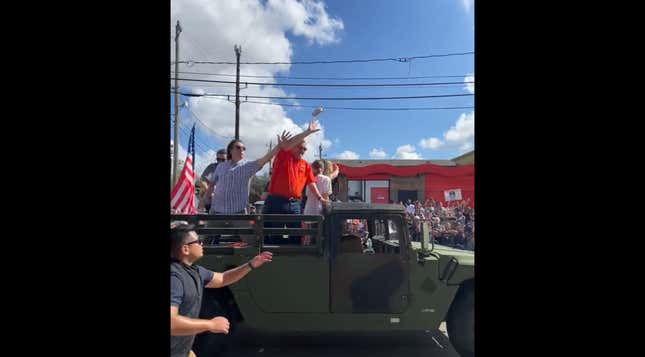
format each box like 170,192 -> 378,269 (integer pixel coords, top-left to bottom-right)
216,157 -> 225,162
185,239 -> 203,246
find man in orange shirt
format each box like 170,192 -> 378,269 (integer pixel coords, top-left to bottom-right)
264,119 -> 328,244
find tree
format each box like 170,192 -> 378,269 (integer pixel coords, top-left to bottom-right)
249,174 -> 269,203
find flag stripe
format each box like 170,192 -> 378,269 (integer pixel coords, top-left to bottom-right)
171,125 -> 197,214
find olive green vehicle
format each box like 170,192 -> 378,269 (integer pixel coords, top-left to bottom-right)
174,202 -> 474,357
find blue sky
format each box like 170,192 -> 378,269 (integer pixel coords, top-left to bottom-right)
171,0 -> 474,174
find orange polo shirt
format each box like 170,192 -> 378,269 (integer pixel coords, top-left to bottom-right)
268,149 -> 315,199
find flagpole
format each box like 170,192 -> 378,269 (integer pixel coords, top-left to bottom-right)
173,20 -> 182,187
191,124 -> 195,174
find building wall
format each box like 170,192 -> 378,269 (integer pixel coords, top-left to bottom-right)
365,180 -> 389,202
347,180 -> 363,199
389,175 -> 425,203
452,151 -> 474,165
335,175 -> 348,201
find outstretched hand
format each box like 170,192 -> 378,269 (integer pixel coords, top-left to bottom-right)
276,130 -> 293,149
250,251 -> 273,269
307,119 -> 320,133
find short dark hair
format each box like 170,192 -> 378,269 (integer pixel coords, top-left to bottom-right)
170,223 -> 196,259
226,139 -> 243,160
312,160 -> 325,171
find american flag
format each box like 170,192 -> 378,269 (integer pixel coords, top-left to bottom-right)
171,124 -> 196,214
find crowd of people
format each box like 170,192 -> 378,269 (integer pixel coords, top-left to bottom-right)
403,197 -> 475,251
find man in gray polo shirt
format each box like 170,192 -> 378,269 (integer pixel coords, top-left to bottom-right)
170,223 -> 273,357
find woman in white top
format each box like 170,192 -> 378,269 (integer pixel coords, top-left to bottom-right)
303,160 -> 332,215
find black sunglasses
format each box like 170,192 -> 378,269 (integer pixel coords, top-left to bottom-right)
185,239 -> 203,246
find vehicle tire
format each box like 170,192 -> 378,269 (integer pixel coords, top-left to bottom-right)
192,288 -> 240,357
446,281 -> 474,357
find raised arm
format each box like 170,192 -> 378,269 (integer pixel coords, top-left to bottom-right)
281,119 -> 321,151
255,131 -> 292,169
328,162 -> 339,180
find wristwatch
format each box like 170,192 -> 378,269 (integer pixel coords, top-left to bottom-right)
247,261 -> 255,270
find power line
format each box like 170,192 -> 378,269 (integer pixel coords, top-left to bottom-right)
171,70 -> 471,80
171,77 -> 474,88
178,122 -> 212,148
172,51 -> 474,65
173,114 -> 222,151
183,106 -> 234,141
178,124 -> 213,153
203,95 -> 473,111
171,108 -> 231,151
242,100 -> 474,111
174,90 -> 474,101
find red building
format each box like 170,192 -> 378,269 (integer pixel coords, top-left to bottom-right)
333,155 -> 474,206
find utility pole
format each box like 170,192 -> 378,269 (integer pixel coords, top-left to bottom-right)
234,45 -> 242,140
319,143 -> 323,160
173,20 -> 182,186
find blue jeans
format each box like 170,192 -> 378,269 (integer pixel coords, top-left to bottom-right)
263,194 -> 301,244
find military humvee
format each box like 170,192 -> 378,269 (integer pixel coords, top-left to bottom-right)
173,202 -> 474,357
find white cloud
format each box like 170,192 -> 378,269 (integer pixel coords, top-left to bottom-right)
460,0 -> 473,12
394,144 -> 422,159
368,148 -> 388,159
171,0 -> 343,173
445,111 -> 474,144
321,139 -> 333,150
418,137 -> 444,150
336,150 -> 359,160
464,73 -> 474,94
267,0 -> 344,45
459,142 -> 473,152
417,111 -> 475,154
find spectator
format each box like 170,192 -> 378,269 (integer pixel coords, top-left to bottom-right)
264,119 -> 328,244
414,201 -> 426,220
456,211 -> 466,226
199,149 -> 227,213
170,223 -> 273,357
303,160 -> 332,216
410,216 -> 421,242
322,159 -> 340,180
318,160 -> 340,203
195,180 -> 209,213
406,202 -> 416,216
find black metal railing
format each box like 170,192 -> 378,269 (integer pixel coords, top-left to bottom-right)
171,214 -> 325,254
